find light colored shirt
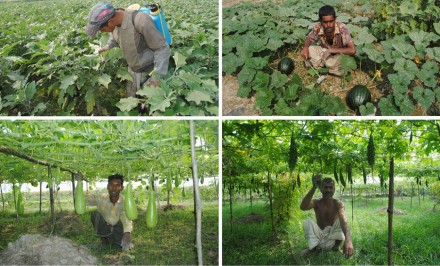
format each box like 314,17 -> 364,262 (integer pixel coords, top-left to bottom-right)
307,22 -> 353,49
88,193 -> 133,233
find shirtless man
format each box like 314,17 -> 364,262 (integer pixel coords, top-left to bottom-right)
300,174 -> 354,258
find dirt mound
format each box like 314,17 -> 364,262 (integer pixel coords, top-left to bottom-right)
0,234 -> 97,265
38,211 -> 85,237
235,212 -> 265,224
377,207 -> 407,215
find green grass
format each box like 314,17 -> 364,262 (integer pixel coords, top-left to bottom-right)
223,196 -> 440,265
0,190 -> 218,265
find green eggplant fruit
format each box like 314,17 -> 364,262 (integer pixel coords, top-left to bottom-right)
74,180 -> 86,215
124,182 -> 138,220
146,191 -> 158,228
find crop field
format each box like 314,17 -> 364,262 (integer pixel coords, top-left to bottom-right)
222,0 -> 439,116
0,190 -> 219,265
223,197 -> 440,265
0,0 -> 218,116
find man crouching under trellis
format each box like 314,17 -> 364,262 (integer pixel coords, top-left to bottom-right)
299,174 -> 354,258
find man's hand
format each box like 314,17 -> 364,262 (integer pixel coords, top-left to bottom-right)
300,47 -> 309,60
343,240 -> 354,258
322,48 -> 332,61
312,174 -> 322,189
121,232 -> 133,250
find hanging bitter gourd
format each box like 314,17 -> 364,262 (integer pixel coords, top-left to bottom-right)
124,181 -> 138,220
297,173 -> 301,188
333,163 -> 339,184
367,133 -> 375,170
74,180 -> 86,215
362,165 -> 367,184
288,132 -> 298,174
339,168 -> 346,188
146,191 -> 158,228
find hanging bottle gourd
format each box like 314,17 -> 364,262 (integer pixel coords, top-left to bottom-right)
75,179 -> 86,215
146,191 -> 158,228
55,167 -> 61,185
17,188 -> 24,216
124,181 -> 138,220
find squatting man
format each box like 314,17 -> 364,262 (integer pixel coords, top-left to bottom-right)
300,174 -> 354,258
87,174 -> 134,250
300,5 -> 356,81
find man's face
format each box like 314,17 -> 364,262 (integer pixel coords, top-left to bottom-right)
107,178 -> 123,198
320,15 -> 336,34
321,181 -> 335,198
99,17 -> 116,33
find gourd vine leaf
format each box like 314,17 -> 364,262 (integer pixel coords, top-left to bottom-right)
417,61 -> 439,88
362,45 -> 385,63
412,86 -> 435,110
255,88 -> 274,110
245,56 -> 269,70
237,66 -> 257,87
392,43 -> 416,59
393,58 -> 418,80
378,96 -> 401,116
269,71 -> 288,89
394,93 -> 415,115
253,71 -> 271,91
223,53 -> 244,75
340,55 -> 357,73
359,102 -> 375,116
388,73 -> 411,93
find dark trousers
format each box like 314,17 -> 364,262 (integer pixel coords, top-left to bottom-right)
91,211 -> 123,245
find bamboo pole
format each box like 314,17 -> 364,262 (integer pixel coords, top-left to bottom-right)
387,157 -> 394,266
189,120 -> 203,266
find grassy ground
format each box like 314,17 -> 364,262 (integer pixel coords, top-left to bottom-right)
223,196 -> 440,265
0,189 -> 219,265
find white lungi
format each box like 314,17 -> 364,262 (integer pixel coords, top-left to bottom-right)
303,218 -> 345,251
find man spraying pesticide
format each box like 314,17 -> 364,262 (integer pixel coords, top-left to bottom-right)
85,2 -> 171,112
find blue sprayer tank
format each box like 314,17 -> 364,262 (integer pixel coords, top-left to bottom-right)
140,3 -> 172,45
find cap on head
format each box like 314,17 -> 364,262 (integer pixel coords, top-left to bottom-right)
85,2 -> 115,37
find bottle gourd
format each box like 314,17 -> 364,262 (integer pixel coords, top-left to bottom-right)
124,181 -> 138,220
146,191 -> 158,228
75,180 -> 86,214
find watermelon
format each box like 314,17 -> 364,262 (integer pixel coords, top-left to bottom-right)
278,57 -> 294,75
346,85 -> 371,110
